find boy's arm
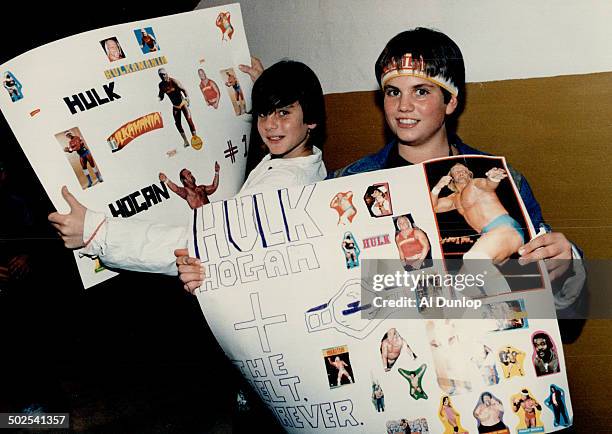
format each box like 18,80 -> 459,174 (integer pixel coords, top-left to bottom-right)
510,167 -> 586,310
49,187 -> 186,275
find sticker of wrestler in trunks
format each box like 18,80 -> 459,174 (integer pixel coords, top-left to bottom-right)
424,156 -> 542,297
393,213 -> 432,271
55,128 -> 103,190
221,67 -> 246,115
157,68 -> 203,151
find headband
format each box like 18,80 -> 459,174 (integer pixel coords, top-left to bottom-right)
380,53 -> 459,97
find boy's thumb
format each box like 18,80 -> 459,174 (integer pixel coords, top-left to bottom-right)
61,186 -> 81,211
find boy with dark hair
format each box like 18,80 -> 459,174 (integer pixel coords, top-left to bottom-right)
330,28 -> 582,298
50,61 -> 327,283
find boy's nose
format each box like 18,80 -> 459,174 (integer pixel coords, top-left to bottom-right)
263,114 -> 278,130
398,94 -> 415,112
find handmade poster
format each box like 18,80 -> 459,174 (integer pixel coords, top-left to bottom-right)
192,155 -> 572,433
0,4 -> 252,288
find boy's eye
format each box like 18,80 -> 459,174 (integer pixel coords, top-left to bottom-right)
384,88 -> 400,97
257,113 -> 267,118
278,110 -> 290,117
415,88 -> 430,96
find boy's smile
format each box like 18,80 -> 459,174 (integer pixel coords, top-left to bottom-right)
383,75 -> 457,150
257,102 -> 316,159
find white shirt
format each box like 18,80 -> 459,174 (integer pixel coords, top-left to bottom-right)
81,147 -> 326,275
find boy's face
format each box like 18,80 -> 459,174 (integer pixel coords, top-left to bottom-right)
257,102 -> 316,158
382,75 -> 457,148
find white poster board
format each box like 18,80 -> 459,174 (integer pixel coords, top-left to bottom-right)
0,4 -> 251,288
193,155 -> 572,433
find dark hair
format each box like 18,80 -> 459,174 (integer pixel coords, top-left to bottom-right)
532,332 -> 552,346
251,60 -> 326,149
375,28 -> 465,104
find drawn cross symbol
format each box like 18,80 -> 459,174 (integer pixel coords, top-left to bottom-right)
234,293 -> 287,352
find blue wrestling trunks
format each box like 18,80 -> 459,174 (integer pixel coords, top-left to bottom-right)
481,214 -> 525,243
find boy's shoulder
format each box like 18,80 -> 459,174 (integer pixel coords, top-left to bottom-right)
328,140 -> 395,179
328,136 -> 527,189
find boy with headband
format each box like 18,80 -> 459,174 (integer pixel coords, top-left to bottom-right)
330,28 -> 582,302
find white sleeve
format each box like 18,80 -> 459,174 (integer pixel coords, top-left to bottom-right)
80,209 -> 188,275
239,168 -> 301,195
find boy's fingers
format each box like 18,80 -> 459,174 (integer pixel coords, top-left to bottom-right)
178,271 -> 203,284
185,281 -> 201,294
61,186 -> 82,211
518,235 -> 548,256
174,248 -> 189,258
48,212 -> 65,225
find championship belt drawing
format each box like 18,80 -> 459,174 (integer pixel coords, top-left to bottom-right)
304,278 -> 414,340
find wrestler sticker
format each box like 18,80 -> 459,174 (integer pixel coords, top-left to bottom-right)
221,68 -> 246,115
482,299 -> 529,332
425,319 -> 472,395
133,27 -> 160,54
158,162 -> 220,210
473,392 -> 510,434
380,327 -> 417,372
393,214 -> 432,271
385,418 -> 429,434
197,67 -> 221,109
106,112 -> 164,152
531,331 -> 561,377
398,363 -> 428,400
341,232 -> 361,269
215,11 -> 235,41
423,156 -> 543,295
156,68 -> 202,152
322,345 -> 355,389
371,379 -> 385,412
510,388 -> 545,433
438,395 -> 468,434
330,191 -> 357,225
470,342 -> 500,386
364,182 -> 393,217
3,71 -> 23,102
100,37 -> 126,62
94,258 -> 106,274
54,128 -> 103,190
544,384 -> 571,428
498,345 -> 526,379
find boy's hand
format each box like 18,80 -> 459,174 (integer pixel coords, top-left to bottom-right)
174,248 -> 205,294
518,232 -> 572,280
239,56 -> 264,82
48,186 -> 87,248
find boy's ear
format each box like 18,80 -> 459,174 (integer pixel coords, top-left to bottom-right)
306,122 -> 317,131
445,95 -> 459,115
